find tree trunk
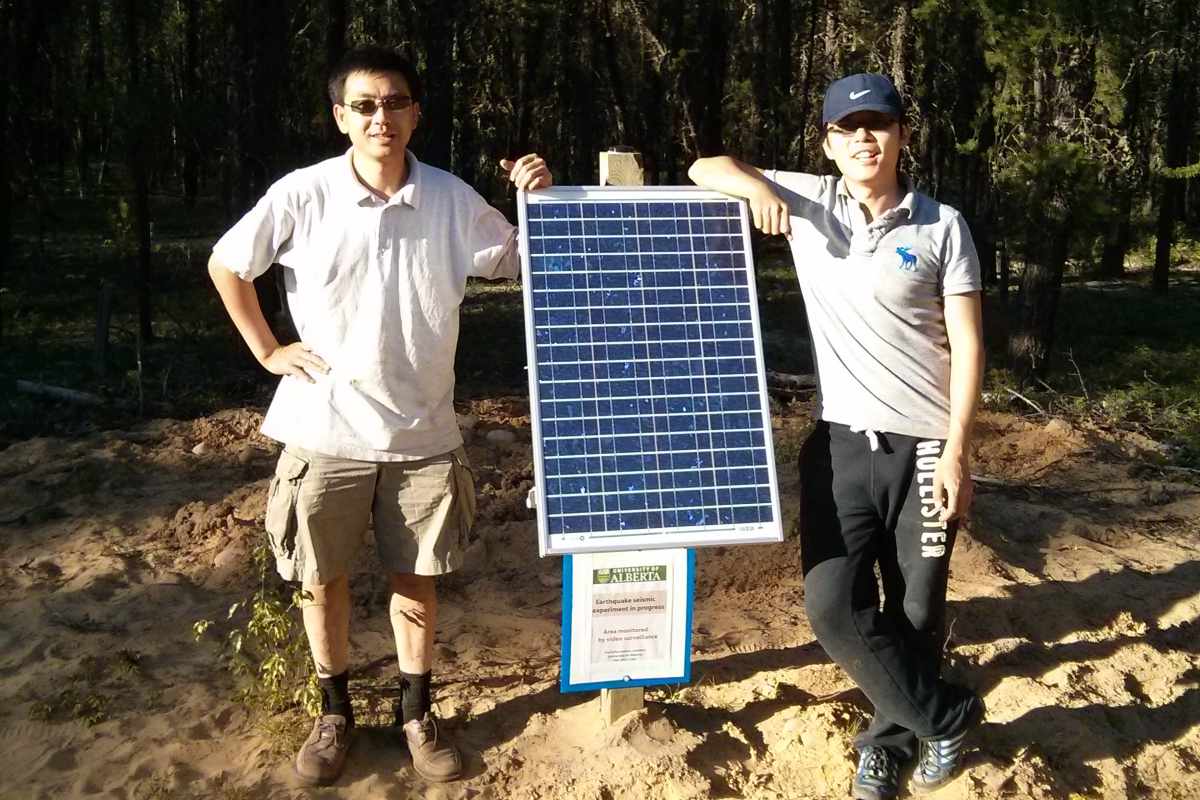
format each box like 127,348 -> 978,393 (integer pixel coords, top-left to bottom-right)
795,0 -> 821,170
1009,220 -> 1069,382
998,237 -> 1010,308
823,4 -> 840,78
123,0 -> 154,342
75,0 -> 105,197
749,0 -> 771,159
1097,5 -> 1148,279
449,16 -> 476,185
890,0 -> 912,97
681,0 -> 728,156
769,0 -> 792,166
324,0 -> 347,144
0,0 -> 11,343
417,0 -> 455,169
1153,60 -> 1192,294
599,1 -> 635,145
1099,191 -> 1133,278
571,6 -> 597,183
182,0 -> 200,206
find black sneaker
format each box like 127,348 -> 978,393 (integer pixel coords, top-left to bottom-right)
910,693 -> 985,794
852,745 -> 900,800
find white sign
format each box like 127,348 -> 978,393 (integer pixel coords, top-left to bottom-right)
561,548 -> 694,692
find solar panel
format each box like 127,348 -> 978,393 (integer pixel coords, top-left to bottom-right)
518,187 -> 783,556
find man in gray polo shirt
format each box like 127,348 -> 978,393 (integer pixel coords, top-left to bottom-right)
208,46 -> 552,786
689,73 -> 985,799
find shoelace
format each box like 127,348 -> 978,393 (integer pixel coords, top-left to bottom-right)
917,730 -> 966,776
314,718 -> 344,752
411,715 -> 439,746
858,747 -> 896,784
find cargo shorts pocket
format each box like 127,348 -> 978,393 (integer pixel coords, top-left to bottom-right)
450,447 -> 477,546
264,450 -> 309,565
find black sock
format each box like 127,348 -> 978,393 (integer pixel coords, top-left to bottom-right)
318,671 -> 354,727
397,670 -> 432,725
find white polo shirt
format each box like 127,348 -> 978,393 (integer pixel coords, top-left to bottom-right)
212,149 -> 518,460
763,171 -> 982,441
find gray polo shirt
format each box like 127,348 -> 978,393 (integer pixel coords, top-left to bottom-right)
212,149 -> 518,460
762,171 -> 981,441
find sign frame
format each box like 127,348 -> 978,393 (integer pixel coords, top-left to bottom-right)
559,547 -> 696,693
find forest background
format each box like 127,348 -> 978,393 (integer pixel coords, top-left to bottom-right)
2,0 -> 1199,464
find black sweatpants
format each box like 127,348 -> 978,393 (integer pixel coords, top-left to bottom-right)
799,420 -> 973,759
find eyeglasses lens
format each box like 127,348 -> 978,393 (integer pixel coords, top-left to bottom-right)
347,96 -> 413,115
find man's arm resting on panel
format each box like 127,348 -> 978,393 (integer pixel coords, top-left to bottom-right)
934,291 -> 984,522
207,256 -> 329,383
688,155 -> 791,238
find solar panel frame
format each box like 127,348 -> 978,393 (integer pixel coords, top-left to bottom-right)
518,186 -> 783,556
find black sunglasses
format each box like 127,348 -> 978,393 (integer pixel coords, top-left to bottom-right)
344,95 -> 415,115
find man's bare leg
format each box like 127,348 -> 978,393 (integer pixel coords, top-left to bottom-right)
302,574 -> 352,677
294,574 -> 354,786
389,572 -> 436,675
389,571 -> 460,780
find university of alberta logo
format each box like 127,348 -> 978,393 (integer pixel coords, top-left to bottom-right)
895,246 -> 917,271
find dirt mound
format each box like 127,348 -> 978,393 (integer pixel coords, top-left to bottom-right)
0,400 -> 1198,799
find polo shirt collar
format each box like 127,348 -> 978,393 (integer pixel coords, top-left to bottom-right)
835,176 -> 916,225
336,148 -> 423,208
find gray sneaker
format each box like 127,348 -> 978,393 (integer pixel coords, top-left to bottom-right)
852,745 -> 900,800
402,713 -> 462,782
294,714 -> 352,786
910,694 -> 986,794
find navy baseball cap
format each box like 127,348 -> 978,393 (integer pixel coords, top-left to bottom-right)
822,73 -> 904,125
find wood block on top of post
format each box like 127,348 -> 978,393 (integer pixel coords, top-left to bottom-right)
599,146 -> 644,187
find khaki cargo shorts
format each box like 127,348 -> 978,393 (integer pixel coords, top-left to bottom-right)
263,445 -> 477,585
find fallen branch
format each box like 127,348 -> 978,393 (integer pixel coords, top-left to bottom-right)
1155,464 -> 1200,475
1004,387 -> 1045,415
15,380 -> 106,407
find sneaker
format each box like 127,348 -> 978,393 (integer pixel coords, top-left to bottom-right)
402,713 -> 463,782
294,714 -> 352,786
910,694 -> 986,793
851,745 -> 900,800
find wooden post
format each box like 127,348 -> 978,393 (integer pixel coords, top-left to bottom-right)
599,146 -> 646,726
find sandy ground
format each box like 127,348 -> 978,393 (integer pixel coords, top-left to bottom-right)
0,400 -> 1197,799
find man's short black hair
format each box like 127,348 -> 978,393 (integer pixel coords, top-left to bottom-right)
327,46 -> 422,105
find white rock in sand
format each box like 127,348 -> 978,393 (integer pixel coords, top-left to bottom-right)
191,442 -> 209,455
207,539 -> 250,587
486,429 -> 517,448
1044,418 -> 1072,437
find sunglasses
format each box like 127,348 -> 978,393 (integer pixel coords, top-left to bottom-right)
826,114 -> 898,136
343,95 -> 415,115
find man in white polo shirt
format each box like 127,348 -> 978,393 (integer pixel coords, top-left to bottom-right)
689,74 -> 985,799
208,46 -> 552,786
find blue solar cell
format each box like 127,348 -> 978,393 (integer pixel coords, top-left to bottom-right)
522,190 -> 779,551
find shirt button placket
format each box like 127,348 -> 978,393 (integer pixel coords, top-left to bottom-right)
376,206 -> 388,266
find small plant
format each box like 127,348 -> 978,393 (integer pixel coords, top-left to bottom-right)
193,541 -> 321,718
29,687 -> 110,726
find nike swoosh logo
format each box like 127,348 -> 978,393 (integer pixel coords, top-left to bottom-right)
849,89 -> 872,99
